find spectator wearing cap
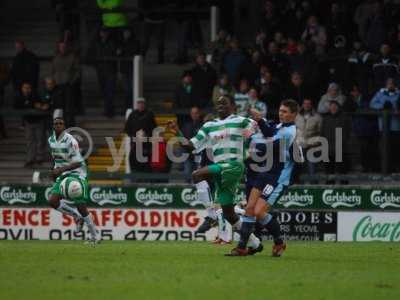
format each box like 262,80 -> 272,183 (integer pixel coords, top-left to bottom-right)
318,83 -> 346,114
372,43 -> 399,89
321,100 -> 351,183
124,97 -> 157,173
370,78 -> 400,172
295,98 -> 322,180
190,52 -> 217,108
212,74 -> 236,106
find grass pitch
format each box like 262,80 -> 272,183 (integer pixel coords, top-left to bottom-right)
0,241 -> 399,300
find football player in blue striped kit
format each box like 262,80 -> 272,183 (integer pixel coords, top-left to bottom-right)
227,99 -> 302,256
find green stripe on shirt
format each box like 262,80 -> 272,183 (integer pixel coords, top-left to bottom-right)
204,122 -> 245,133
213,148 -> 240,156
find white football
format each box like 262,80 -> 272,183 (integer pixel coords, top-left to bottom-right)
60,177 -> 83,199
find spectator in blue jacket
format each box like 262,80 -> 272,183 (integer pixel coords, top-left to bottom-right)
222,38 -> 247,86
370,78 -> 400,131
370,78 -> 400,172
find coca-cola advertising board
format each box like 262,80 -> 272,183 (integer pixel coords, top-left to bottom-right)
337,212 -> 400,242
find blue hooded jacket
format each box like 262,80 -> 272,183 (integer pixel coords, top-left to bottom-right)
370,88 -> 400,131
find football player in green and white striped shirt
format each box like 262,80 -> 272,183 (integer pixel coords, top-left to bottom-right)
169,95 -> 261,250
47,117 -> 98,245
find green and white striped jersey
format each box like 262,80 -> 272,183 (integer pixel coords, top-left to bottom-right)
246,99 -> 267,118
190,114 -> 256,163
234,92 -> 250,116
48,132 -> 87,179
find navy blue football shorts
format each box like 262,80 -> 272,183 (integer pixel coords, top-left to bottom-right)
245,172 -> 288,206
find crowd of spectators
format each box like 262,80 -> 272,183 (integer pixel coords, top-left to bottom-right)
2,0 -> 400,178
172,0 -> 400,180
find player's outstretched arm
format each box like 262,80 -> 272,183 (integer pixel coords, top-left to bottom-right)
167,121 -> 196,153
249,108 -> 275,138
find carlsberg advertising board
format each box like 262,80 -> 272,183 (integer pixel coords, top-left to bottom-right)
1,185 -> 400,210
337,212 -> 400,242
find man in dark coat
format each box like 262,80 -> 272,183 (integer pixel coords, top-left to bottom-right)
321,100 -> 351,182
372,43 -> 399,89
88,29 -> 118,118
11,41 -> 40,95
190,52 -> 217,109
15,82 -> 48,167
283,72 -> 311,105
124,98 -> 157,172
343,85 -> 379,172
117,29 -> 141,110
